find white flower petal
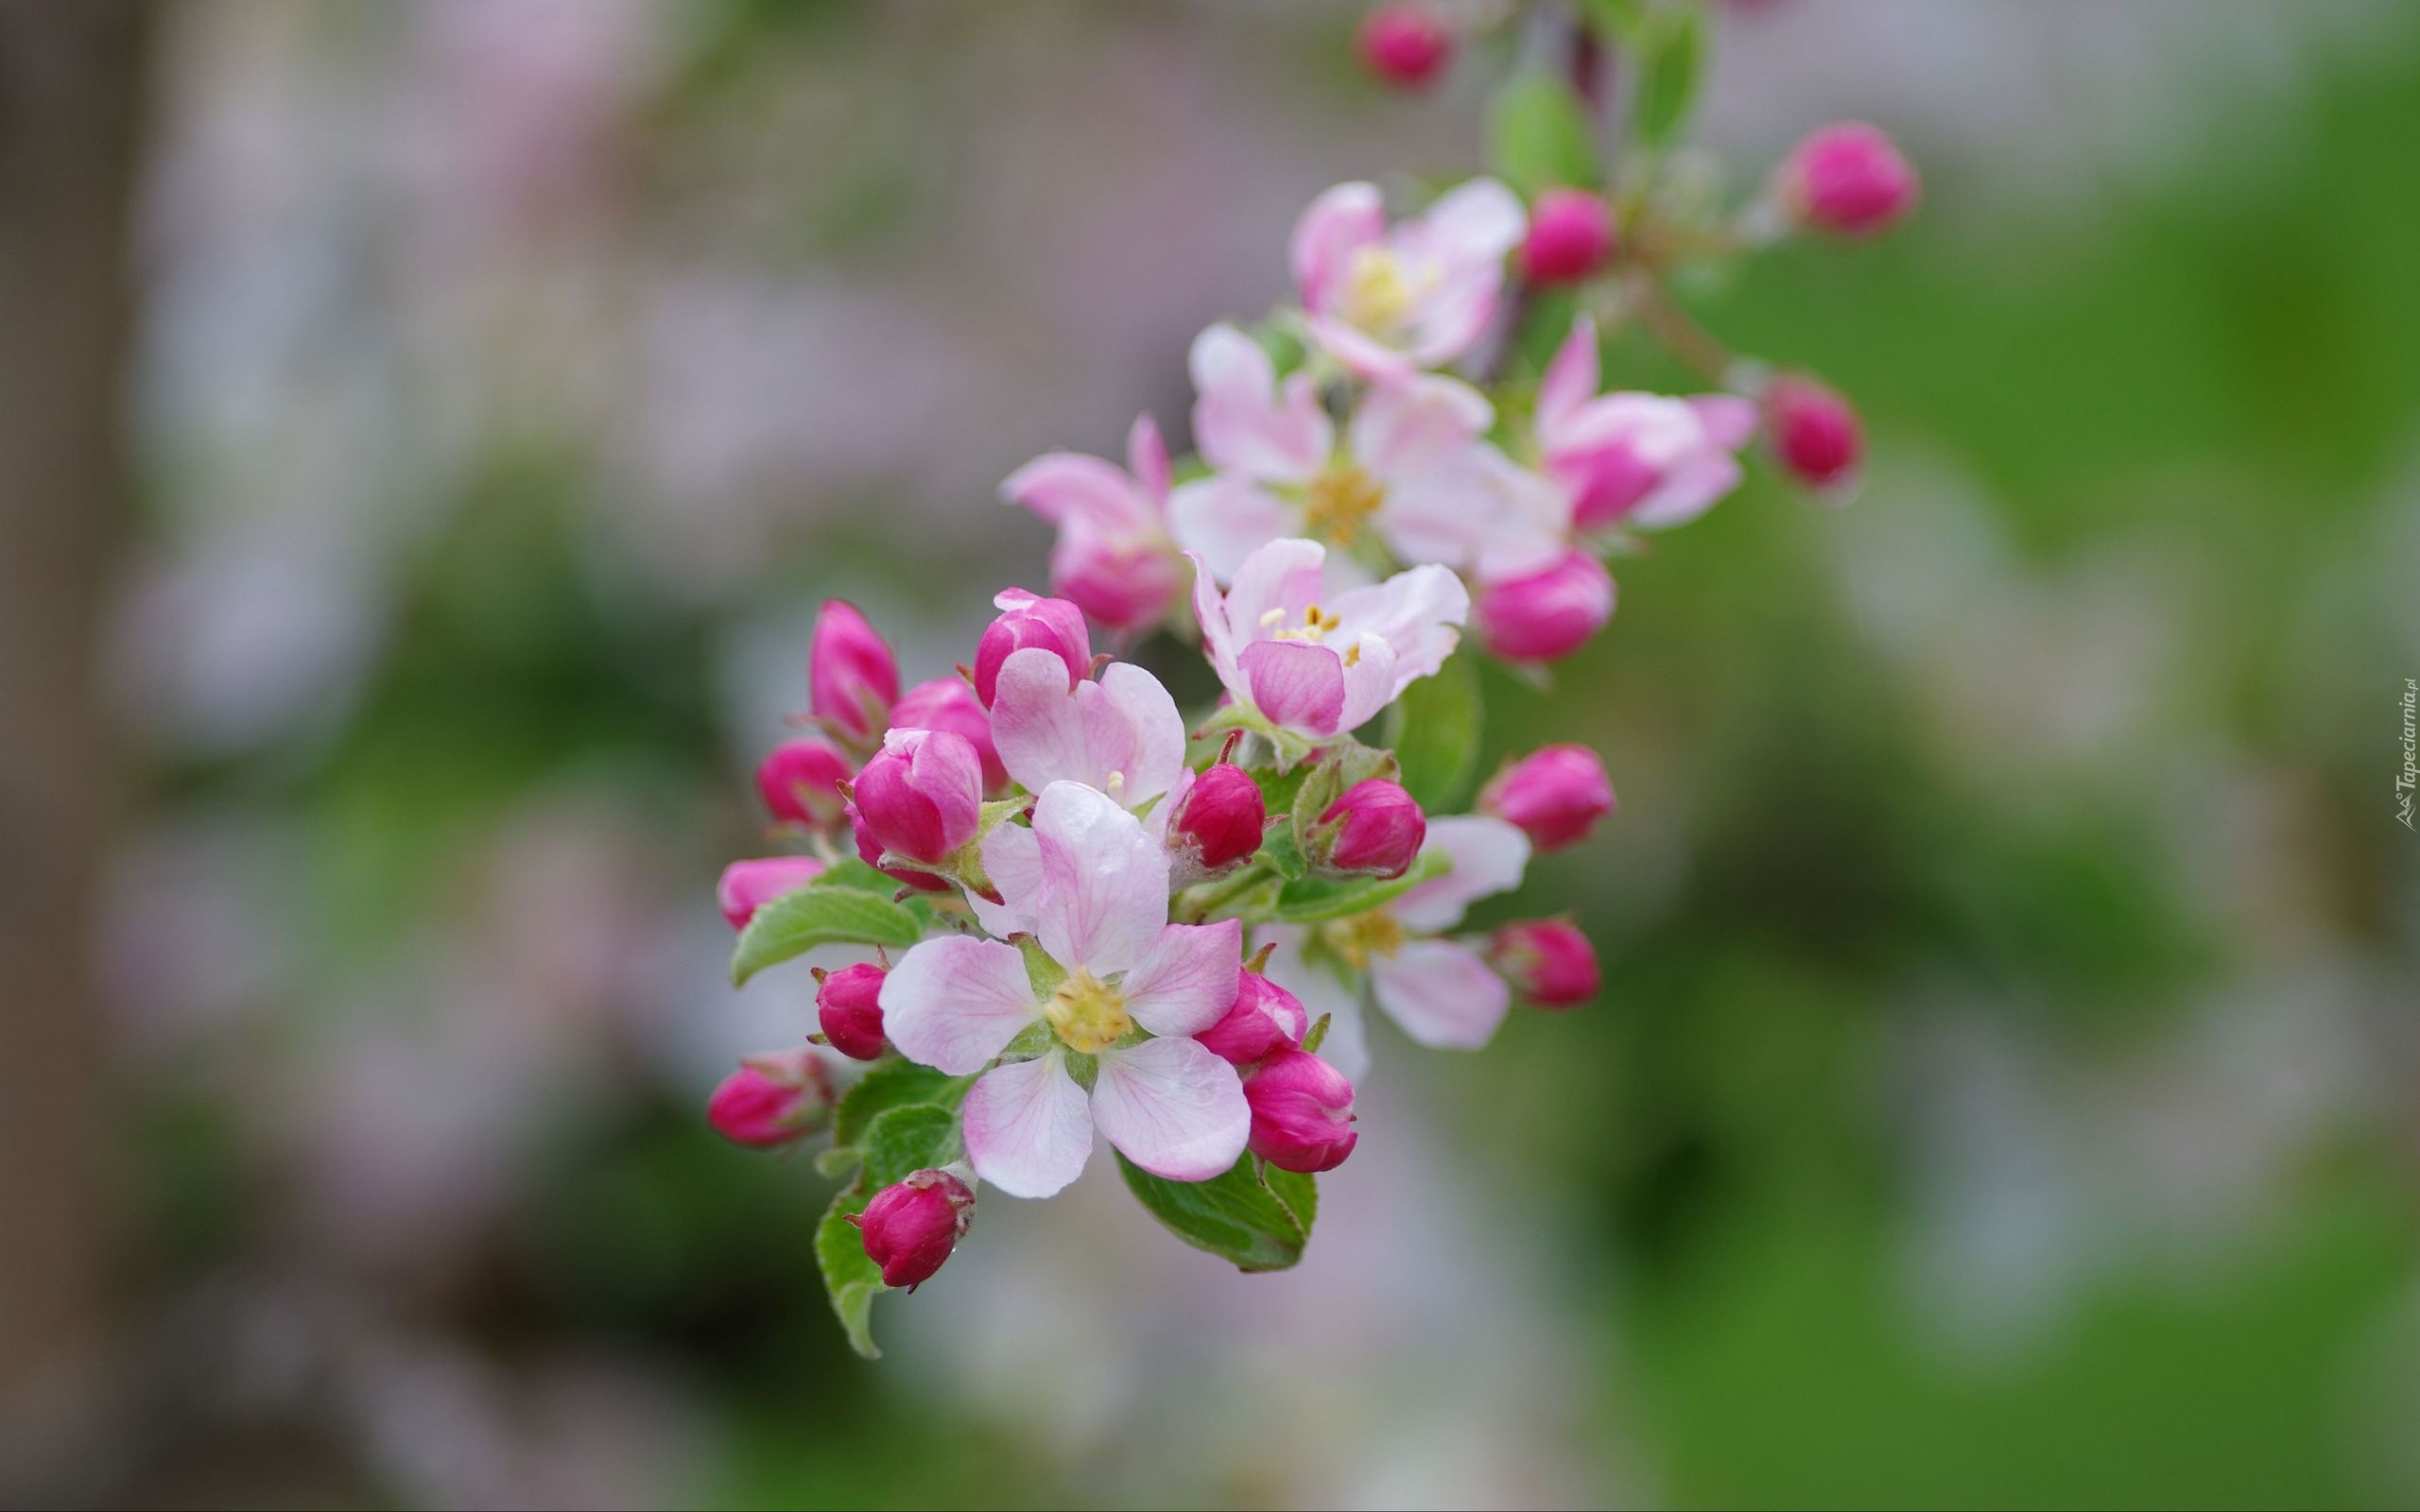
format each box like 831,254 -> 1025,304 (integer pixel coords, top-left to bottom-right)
1390,815 -> 1531,934
879,936 -> 1041,1075
1119,919 -> 1243,1039
963,1054 -> 1095,1198
1030,781 -> 1169,977
1089,1037 -> 1250,1182
1370,938 -> 1511,1051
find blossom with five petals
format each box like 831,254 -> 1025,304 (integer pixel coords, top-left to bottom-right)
1532,316 -> 1756,534
878,782 -> 1250,1198
1291,179 -> 1527,382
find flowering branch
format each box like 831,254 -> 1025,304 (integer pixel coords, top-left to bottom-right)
712,0 -> 1918,1358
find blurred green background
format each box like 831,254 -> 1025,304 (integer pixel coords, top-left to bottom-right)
2,2 -> 2415,1507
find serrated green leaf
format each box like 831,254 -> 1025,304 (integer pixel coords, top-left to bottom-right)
812,857 -> 901,894
729,885 -> 925,986
1115,1152 -> 1317,1272
859,1103 -> 959,1190
1268,850 -> 1449,924
833,1058 -> 957,1146
816,1186 -> 887,1358
1488,72 -> 1601,195
1631,0 -> 1708,152
1385,652 -> 1483,813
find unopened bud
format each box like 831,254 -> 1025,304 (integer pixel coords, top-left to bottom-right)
1519,189 -> 1616,285
815,961 -> 890,1061
808,599 -> 899,746
850,728 -> 984,866
1776,122 -> 1918,237
973,588 -> 1090,708
1244,1049 -> 1358,1173
706,1049 -> 834,1149
717,856 -> 824,931
1491,919 -> 1599,1008
847,1169 -> 976,1290
1479,745 -> 1616,853
1357,5 -> 1452,91
1765,376 -> 1862,497
1196,971 -> 1309,1066
1474,550 -> 1616,664
1169,762 -> 1267,874
1314,779 -> 1426,880
755,738 -> 852,830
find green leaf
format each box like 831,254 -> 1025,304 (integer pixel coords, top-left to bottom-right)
1578,0 -> 1651,45
1630,0 -> 1708,152
1254,822 -> 1307,881
812,857 -> 902,894
858,1103 -> 959,1190
1115,1152 -> 1318,1272
1385,652 -> 1484,813
1268,850 -> 1449,924
728,885 -> 924,986
1488,71 -> 1601,195
816,1186 -> 888,1358
833,1057 -> 957,1146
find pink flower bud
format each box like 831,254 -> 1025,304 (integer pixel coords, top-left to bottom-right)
1490,919 -> 1599,1008
1316,779 -> 1426,879
706,1049 -> 833,1149
973,588 -> 1091,709
1776,122 -> 1919,237
1357,5 -> 1452,91
1052,529 -> 1184,635
1765,376 -> 1862,495
716,856 -> 824,930
1169,762 -> 1267,874
847,1169 -> 976,1290
754,738 -> 852,830
850,728 -> 984,866
850,806 -> 954,893
1519,189 -> 1616,285
1244,1049 -> 1358,1173
890,676 -> 1005,793
1196,971 -> 1309,1066
1474,550 -> 1616,664
816,961 -> 889,1061
808,599 -> 900,745
1479,745 -> 1616,852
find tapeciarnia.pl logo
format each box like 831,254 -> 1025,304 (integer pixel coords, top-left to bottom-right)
2399,678 -> 2416,831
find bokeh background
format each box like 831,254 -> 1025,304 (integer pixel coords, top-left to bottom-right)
4,1 -> 2418,1507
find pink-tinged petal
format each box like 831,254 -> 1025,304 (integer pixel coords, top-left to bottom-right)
1332,635 -> 1403,732
972,819 -> 1041,937
1628,450 -> 1743,530
1402,270 -> 1503,370
1188,323 -> 1330,480
1467,455 -> 1575,582
1391,815 -> 1531,933
1119,919 -> 1243,1038
1168,475 -> 1297,586
1689,394 -> 1759,451
878,936 -> 1041,1075
1327,563 -> 1469,695
962,1054 -> 1095,1199
1239,639 -> 1348,737
1000,451 -> 1154,534
1537,316 -> 1600,440
1187,551 -> 1248,699
1305,314 -> 1417,385
1256,925 -> 1370,1080
1370,938 -> 1511,1050
1289,180 -> 1387,315
1127,412 -> 1172,501
1350,374 -> 1494,480
1415,176 -> 1527,267
1098,662 -> 1187,804
1030,781 -> 1169,977
1050,523 -> 1184,632
1089,1037 -> 1250,1182
1222,537 -> 1328,643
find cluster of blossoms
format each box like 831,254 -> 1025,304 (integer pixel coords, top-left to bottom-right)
711,2 -> 1914,1354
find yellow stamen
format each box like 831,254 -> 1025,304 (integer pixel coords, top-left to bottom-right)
1272,602 -> 1344,644
1321,911 -> 1408,971
1045,969 -> 1132,1055
1341,246 -> 1417,333
1302,464 -> 1386,548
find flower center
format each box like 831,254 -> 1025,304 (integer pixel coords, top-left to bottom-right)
1265,602 -> 1343,644
1321,910 -> 1408,970
1341,246 -> 1419,333
1302,464 -> 1386,547
1046,969 -> 1132,1054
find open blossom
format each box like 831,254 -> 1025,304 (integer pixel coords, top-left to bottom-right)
1170,324 -> 1565,585
809,599 -> 899,746
717,856 -> 823,930
986,646 -> 1185,812
1190,537 -> 1467,742
1535,317 -> 1756,533
879,782 -> 1250,1197
1292,179 -> 1526,381
1001,416 -> 1186,632
1258,815 -> 1531,1078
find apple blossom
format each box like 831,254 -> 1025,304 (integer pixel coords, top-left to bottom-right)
1491,919 -> 1599,1008
808,598 -> 899,746
1168,323 -> 1566,585
973,588 -> 1091,709
1000,415 -> 1186,633
1473,549 -> 1616,664
1243,1049 -> 1359,1173
816,961 -> 889,1061
1190,537 -> 1467,744
1257,815 -> 1531,1078
850,727 -> 985,868
1535,316 -> 1755,533
707,1049 -> 833,1150
849,1170 -> 975,1290
755,737 -> 852,831
1775,122 -> 1919,237
1766,375 -> 1863,496
1196,970 -> 1309,1066
890,676 -> 1005,793
878,782 -> 1249,1197
1357,5 -> 1452,91
1290,179 -> 1526,381
1313,779 -> 1426,879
